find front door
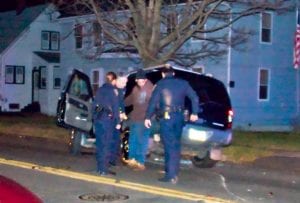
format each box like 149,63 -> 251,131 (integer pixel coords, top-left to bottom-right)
32,68 -> 40,103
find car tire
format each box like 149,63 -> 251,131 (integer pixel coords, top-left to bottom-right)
191,151 -> 217,168
56,101 -> 65,127
69,129 -> 82,155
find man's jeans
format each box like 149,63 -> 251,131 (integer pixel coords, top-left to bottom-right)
128,121 -> 150,164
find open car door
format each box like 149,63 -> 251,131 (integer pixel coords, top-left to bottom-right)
56,69 -> 93,132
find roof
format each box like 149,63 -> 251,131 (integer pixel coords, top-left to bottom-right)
34,51 -> 60,63
0,4 -> 47,53
0,0 -> 46,12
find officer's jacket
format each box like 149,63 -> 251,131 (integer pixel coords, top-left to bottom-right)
92,83 -> 120,124
145,75 -> 199,119
116,87 -> 126,113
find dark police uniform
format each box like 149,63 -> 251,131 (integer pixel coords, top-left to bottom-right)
93,82 -> 120,174
145,73 -> 199,181
110,87 -> 126,165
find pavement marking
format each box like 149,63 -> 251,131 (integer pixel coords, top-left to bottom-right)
0,158 -> 233,203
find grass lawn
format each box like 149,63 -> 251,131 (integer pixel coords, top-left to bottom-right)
1,113 -> 300,163
0,113 -> 69,142
224,131 -> 300,163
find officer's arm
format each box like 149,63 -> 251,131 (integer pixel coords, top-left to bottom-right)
118,89 -> 127,121
145,84 -> 161,128
112,90 -> 121,125
185,82 -> 199,116
92,88 -> 101,113
145,85 -> 160,120
119,94 -> 125,113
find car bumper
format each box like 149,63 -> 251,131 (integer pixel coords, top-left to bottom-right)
181,123 -> 233,147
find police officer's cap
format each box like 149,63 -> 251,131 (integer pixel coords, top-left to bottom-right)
161,64 -> 174,74
135,69 -> 147,79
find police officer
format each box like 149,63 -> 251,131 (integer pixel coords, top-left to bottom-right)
93,71 -> 121,176
110,73 -> 128,166
144,65 -> 199,184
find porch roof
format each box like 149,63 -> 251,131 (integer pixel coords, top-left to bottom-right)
34,51 -> 60,63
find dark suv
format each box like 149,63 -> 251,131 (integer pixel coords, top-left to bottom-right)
56,65 -> 233,167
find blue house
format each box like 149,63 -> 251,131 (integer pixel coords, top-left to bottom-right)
229,9 -> 298,131
0,2 -> 299,131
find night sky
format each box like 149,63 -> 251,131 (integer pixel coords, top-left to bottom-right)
0,0 -> 46,12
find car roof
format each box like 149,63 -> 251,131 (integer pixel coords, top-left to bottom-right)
128,64 -> 210,77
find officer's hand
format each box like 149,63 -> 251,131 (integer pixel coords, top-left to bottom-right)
190,114 -> 198,122
116,124 -> 121,130
120,113 -> 128,121
144,119 -> 152,128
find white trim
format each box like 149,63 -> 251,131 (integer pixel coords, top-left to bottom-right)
225,2 -> 232,95
99,52 -> 140,58
260,11 -> 273,45
258,68 -> 270,102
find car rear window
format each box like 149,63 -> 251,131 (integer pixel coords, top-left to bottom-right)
126,69 -> 231,108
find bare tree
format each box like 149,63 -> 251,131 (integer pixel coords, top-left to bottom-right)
52,0 -> 294,68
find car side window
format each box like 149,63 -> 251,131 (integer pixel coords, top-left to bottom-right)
69,74 -> 90,101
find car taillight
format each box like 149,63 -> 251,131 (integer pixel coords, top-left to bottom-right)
227,109 -> 233,128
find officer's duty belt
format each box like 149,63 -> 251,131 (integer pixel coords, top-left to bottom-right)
163,106 -> 183,113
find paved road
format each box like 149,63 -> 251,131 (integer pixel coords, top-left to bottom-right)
0,133 -> 299,203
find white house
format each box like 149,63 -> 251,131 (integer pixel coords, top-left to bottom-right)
0,4 -> 62,115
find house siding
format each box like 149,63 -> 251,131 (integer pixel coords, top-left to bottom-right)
59,19 -> 140,85
229,10 -> 297,130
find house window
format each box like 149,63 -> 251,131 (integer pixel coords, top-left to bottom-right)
40,66 -> 47,89
259,69 -> 269,100
93,21 -> 102,47
297,7 -> 300,25
5,65 -> 25,84
53,66 -> 61,89
91,69 -> 104,95
75,24 -> 83,49
261,12 -> 272,43
41,31 -> 60,50
166,13 -> 178,34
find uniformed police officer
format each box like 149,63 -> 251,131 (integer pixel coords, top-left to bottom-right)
110,73 -> 128,166
144,65 -> 199,184
93,71 -> 121,176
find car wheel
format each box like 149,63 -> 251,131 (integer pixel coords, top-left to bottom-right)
69,129 -> 82,155
56,101 -> 65,127
191,151 -> 217,168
